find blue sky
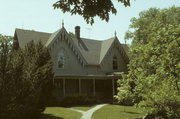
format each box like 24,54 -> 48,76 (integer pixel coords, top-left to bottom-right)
0,0 -> 179,44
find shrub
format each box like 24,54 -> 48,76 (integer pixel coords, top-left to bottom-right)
139,80 -> 180,119
59,95 -> 99,106
0,38 -> 53,119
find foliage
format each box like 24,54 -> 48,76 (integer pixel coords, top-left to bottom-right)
0,34 -> 14,118
115,76 -> 137,106
116,7 -> 180,119
0,37 -> 53,119
53,0 -> 130,24
59,95 -> 99,106
139,80 -> 180,119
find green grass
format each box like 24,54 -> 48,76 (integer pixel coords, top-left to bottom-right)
39,105 -> 146,119
72,105 -> 96,111
41,107 -> 82,119
92,104 -> 146,119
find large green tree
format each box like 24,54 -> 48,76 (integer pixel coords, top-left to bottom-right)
115,7 -> 180,119
53,0 -> 130,24
0,37 -> 53,119
0,34 -> 14,118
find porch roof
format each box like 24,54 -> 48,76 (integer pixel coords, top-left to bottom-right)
54,74 -> 122,80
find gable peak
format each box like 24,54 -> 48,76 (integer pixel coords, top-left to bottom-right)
114,30 -> 117,37
62,20 -> 64,28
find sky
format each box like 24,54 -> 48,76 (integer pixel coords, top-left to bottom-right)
0,0 -> 179,44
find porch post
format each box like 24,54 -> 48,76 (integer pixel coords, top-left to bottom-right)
79,79 -> 81,95
52,76 -> 55,85
63,79 -> 66,96
112,79 -> 115,97
93,79 -> 96,96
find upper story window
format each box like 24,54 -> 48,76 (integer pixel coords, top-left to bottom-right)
58,50 -> 65,68
113,56 -> 118,70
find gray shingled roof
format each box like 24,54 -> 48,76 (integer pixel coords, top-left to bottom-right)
71,35 -> 103,65
15,28 -> 128,65
99,37 -> 115,63
15,28 -> 51,48
45,29 -> 60,47
121,44 -> 129,56
45,27 -> 67,47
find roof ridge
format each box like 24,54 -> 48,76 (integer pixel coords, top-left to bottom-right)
70,34 -> 102,42
15,28 -> 51,35
104,36 -> 116,41
81,37 -> 102,42
15,28 -> 51,48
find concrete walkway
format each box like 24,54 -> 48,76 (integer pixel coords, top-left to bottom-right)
69,104 -> 107,119
69,108 -> 85,113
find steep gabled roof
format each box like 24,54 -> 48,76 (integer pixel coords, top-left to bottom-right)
45,27 -> 67,47
99,37 -> 115,63
121,44 -> 129,56
14,27 -> 129,65
15,28 -> 51,48
45,29 -> 60,47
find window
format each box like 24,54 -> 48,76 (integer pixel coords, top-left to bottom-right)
113,56 -> 118,70
58,50 -> 65,68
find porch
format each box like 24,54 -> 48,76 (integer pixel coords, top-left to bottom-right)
53,75 -> 120,100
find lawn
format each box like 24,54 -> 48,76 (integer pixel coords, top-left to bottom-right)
91,104 -> 146,119
39,105 -> 146,119
41,107 -> 82,119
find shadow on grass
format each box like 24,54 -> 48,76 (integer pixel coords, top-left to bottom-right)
39,114 -> 63,119
123,111 -> 142,114
69,104 -> 95,107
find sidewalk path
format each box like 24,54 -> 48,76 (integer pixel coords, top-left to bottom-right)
69,108 -> 85,113
69,104 -> 107,119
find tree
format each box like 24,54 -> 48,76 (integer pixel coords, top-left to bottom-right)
22,41 -> 54,116
53,0 -> 130,24
115,7 -> 180,119
0,34 -> 14,118
0,37 -> 53,119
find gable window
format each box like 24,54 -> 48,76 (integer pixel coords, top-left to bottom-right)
58,50 -> 65,68
113,56 -> 118,70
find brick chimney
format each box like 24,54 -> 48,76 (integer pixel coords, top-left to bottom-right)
75,26 -> 80,39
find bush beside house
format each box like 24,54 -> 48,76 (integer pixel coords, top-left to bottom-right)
0,36 -> 53,119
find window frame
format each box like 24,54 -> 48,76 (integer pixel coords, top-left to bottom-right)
113,56 -> 118,70
57,50 -> 65,69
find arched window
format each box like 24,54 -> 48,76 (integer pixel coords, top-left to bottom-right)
113,56 -> 118,70
58,50 -> 65,68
